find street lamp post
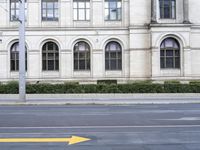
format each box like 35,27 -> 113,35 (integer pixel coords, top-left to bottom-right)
19,0 -> 26,101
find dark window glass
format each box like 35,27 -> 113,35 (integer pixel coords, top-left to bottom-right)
105,0 -> 122,21
42,42 -> 59,71
10,42 -> 27,71
175,57 -> 180,68
105,41 -> 122,70
166,50 -> 173,56
159,0 -> 176,19
42,0 -> 58,21
48,60 -> 54,70
74,41 -> 90,71
166,57 -> 173,68
160,38 -> 180,69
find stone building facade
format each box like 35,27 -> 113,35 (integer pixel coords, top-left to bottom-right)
0,0 -> 199,83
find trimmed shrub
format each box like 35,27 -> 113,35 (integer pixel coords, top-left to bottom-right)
164,83 -> 191,93
0,81 -> 200,94
189,82 -> 200,93
97,80 -> 117,85
2,81 -> 18,94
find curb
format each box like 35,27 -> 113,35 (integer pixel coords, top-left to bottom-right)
0,94 -> 200,105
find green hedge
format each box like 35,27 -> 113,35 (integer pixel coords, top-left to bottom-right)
0,81 -> 200,93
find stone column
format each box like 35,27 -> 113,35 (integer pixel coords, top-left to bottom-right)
151,47 -> 160,78
183,48 -> 192,77
183,0 -> 190,23
151,0 -> 157,23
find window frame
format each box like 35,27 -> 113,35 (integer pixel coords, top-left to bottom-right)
105,41 -> 122,71
73,0 -> 90,21
10,42 -> 27,71
160,38 -> 180,69
73,41 -> 91,71
159,0 -> 176,19
41,0 -> 59,21
42,41 -> 59,71
10,0 -> 27,21
104,0 -> 122,21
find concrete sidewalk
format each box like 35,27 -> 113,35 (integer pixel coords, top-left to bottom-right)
0,93 -> 200,105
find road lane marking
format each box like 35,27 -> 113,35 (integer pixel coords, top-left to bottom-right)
0,136 -> 91,145
0,125 -> 200,129
156,117 -> 200,121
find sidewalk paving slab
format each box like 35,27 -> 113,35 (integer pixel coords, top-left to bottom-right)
0,94 -> 200,105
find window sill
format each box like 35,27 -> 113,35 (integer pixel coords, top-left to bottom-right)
160,69 -> 181,76
73,71 -> 91,77
73,20 -> 90,22
73,21 -> 91,27
42,70 -> 59,72
157,18 -> 178,24
10,71 -> 28,78
160,68 -> 180,70
42,71 -> 60,78
41,21 -> 59,27
105,20 -> 122,22
159,18 -> 176,20
104,20 -> 122,27
105,70 -> 123,77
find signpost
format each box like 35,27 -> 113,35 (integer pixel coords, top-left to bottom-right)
19,0 -> 26,101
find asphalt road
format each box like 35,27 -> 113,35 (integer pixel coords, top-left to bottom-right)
0,104 -> 200,150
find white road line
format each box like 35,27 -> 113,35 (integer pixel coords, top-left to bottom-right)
156,117 -> 200,121
1,131 -> 200,135
0,125 -> 200,129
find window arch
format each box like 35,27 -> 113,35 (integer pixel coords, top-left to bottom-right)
160,37 -> 180,69
10,42 -> 27,71
42,41 -> 59,71
159,0 -> 176,19
105,41 -> 122,70
74,41 -> 90,71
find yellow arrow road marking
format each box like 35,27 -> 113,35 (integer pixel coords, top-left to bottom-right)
0,136 -> 91,145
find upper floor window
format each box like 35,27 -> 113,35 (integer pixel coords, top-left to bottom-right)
42,42 -> 59,71
105,0 -> 122,21
160,38 -> 180,69
105,41 -> 122,70
73,0 -> 90,21
42,0 -> 58,21
159,0 -> 176,19
74,41 -> 90,71
10,42 -> 27,71
10,0 -> 27,21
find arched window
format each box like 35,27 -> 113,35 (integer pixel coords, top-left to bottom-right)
105,41 -> 122,70
42,41 -> 59,71
10,42 -> 27,71
159,0 -> 176,19
74,41 -> 90,70
160,38 -> 180,69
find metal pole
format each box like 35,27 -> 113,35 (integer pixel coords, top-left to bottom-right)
19,0 -> 26,101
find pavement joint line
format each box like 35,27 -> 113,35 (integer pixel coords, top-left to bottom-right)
1,131 -> 200,135
1,125 -> 200,129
